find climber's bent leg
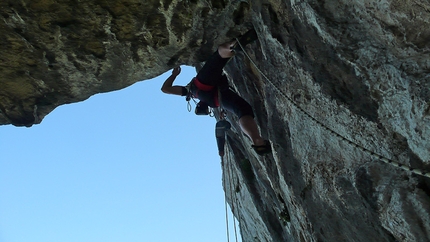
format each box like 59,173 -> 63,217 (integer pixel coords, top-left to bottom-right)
238,115 -> 265,146
221,89 -> 265,146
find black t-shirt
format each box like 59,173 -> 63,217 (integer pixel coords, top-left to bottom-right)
183,84 -> 217,107
181,87 -> 188,96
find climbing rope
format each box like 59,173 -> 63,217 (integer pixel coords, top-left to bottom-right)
228,154 -> 240,242
235,38 -> 430,178
221,142 -> 239,242
222,157 -> 231,242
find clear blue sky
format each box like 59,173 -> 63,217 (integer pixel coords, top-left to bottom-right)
0,66 -> 241,242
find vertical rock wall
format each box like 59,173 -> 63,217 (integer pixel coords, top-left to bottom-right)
221,1 -> 430,241
1,0 -> 429,241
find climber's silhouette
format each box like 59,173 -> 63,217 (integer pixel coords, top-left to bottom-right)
161,30 -> 271,156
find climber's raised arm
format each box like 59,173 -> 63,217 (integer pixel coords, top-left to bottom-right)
161,67 -> 184,95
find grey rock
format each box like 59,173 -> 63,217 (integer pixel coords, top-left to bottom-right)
1,0 -> 429,241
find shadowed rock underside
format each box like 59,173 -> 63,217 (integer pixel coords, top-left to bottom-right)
1,1 -> 429,241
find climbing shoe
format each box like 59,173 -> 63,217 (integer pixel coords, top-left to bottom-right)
252,140 -> 272,155
231,28 -> 258,52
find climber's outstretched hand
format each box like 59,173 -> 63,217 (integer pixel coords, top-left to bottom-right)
161,66 -> 183,96
172,66 -> 181,76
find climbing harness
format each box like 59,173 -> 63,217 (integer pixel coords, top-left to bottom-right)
186,92 -> 214,116
185,79 -> 216,116
235,37 -> 430,178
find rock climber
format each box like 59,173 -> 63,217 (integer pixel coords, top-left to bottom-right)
161,31 -> 271,155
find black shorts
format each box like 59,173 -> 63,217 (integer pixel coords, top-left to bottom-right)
220,87 -> 254,118
196,51 -> 254,118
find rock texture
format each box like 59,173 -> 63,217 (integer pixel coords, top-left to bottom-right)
0,0 -> 249,126
1,0 -> 430,241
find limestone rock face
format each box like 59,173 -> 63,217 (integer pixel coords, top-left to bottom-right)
0,0 -> 250,126
1,1 -> 430,241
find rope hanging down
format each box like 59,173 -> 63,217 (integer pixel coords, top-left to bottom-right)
217,115 -> 239,242
221,155 -> 240,242
235,38 -> 430,179
221,156 -> 231,242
